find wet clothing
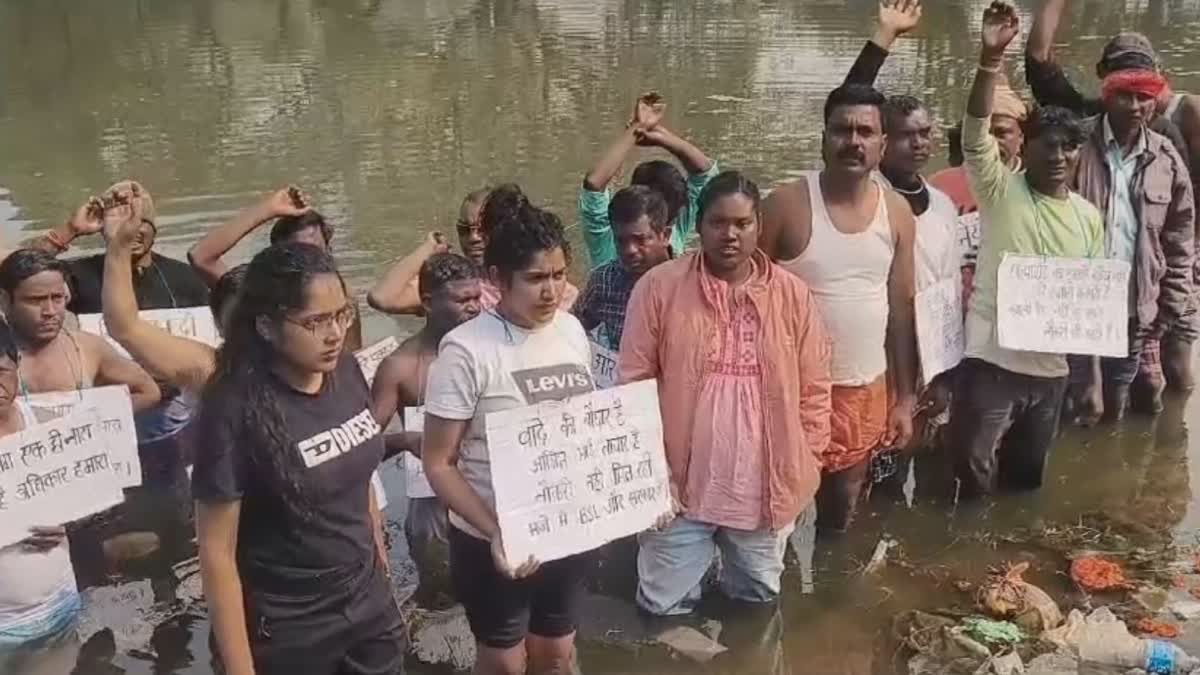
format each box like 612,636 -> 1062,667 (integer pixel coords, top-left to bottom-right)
619,251 -> 831,530
824,378 -> 889,474
950,359 -> 1068,497
579,161 -> 719,268
448,526 -> 586,648
814,455 -> 872,534
635,516 -> 795,616
191,353 -> 400,674
961,112 -> 1106,378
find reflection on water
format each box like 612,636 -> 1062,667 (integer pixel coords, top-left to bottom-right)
2,0 -> 1200,672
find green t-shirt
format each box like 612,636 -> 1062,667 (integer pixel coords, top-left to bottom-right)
962,114 -> 1105,378
577,161 -> 719,269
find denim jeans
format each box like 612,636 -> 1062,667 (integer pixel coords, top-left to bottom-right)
636,516 -> 795,616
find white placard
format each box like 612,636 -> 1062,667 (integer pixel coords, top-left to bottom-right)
485,379 -> 670,564
25,386 -> 141,488
354,337 -> 399,385
997,255 -> 1131,358
402,407 -> 435,499
0,407 -> 126,547
915,277 -> 965,381
957,211 -> 981,264
589,341 -> 618,390
78,308 -> 220,359
354,337 -> 401,511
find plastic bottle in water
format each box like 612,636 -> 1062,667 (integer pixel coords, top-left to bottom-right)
1141,639 -> 1199,674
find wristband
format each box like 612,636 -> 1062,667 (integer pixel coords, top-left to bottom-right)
977,62 -> 1003,74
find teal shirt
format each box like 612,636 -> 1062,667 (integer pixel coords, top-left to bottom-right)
578,161 -> 719,268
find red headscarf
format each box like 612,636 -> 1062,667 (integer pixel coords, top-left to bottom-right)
1101,70 -> 1171,102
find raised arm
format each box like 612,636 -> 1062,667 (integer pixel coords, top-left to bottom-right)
1026,0 -> 1066,65
102,192 -> 215,393
87,333 -> 162,413
1024,0 -> 1094,114
21,197 -> 105,257
189,187 -> 309,287
845,0 -> 923,86
635,127 -> 712,176
366,233 -> 448,316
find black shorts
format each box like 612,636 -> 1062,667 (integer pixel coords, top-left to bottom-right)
448,525 -> 588,649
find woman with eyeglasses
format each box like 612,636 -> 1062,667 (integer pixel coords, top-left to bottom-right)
190,243 -> 403,675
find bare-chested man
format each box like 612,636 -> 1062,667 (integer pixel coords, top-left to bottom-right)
0,249 -> 159,411
370,252 -> 481,605
760,83 -> 918,536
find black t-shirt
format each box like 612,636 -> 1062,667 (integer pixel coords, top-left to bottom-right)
67,252 -> 210,315
191,354 -> 384,595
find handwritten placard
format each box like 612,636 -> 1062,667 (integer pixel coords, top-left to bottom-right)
354,337 -> 399,385
354,337 -> 401,511
78,307 -> 220,359
915,277 -> 965,381
0,407 -> 125,547
590,342 -> 618,390
402,408 -> 435,499
957,211 -> 981,265
25,386 -> 141,488
485,379 -> 670,564
997,255 -> 1130,358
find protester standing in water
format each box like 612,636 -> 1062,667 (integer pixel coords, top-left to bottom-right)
370,252 -> 482,606
572,185 -> 674,352
422,195 -> 594,675
760,83 -> 919,535
1026,0 -> 1200,396
0,319 -> 84,675
951,1 -> 1104,498
191,243 -> 403,675
580,92 -> 718,269
188,187 -> 364,351
367,189 -> 490,316
619,171 -> 831,615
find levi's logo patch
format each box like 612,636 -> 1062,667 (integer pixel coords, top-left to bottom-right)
511,364 -> 594,404
296,408 -> 381,469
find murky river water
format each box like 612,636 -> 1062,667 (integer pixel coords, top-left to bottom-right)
4,0 -> 1200,673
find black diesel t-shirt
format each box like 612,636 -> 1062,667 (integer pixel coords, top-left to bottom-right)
191,354 -> 384,597
67,252 -> 210,315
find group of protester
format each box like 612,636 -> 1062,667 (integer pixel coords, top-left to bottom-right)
1,1 -> 1198,674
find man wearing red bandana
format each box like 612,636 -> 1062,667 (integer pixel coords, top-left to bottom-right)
1027,0 -> 1200,402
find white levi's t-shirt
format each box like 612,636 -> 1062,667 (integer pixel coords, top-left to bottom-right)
424,310 -> 594,540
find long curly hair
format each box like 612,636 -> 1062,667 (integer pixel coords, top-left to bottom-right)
195,243 -> 345,517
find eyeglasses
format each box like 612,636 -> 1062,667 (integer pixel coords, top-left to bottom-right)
283,305 -> 355,336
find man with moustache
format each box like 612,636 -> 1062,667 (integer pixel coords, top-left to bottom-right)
760,83 -> 919,535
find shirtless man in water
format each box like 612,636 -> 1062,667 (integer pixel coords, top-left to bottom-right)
370,252 -> 481,606
0,248 -> 159,411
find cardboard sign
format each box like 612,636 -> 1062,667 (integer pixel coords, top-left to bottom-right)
915,277 -> 965,380
354,337 -> 399,385
78,307 -> 220,359
589,342 -> 618,390
25,386 -> 141,488
0,407 -> 125,547
997,255 -> 1130,358
485,380 -> 670,563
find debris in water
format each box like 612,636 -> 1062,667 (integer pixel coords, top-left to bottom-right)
863,537 -> 897,575
1069,557 -> 1131,592
1132,617 -> 1181,638
961,617 -> 1023,645
976,562 -> 1063,633
706,94 -> 751,103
